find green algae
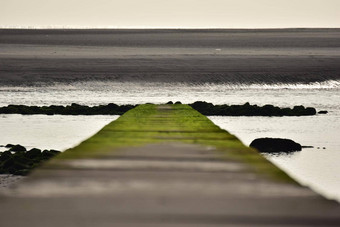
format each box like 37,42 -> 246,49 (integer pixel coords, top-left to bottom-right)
51,104 -> 295,183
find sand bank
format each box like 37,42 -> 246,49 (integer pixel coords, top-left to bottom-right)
0,29 -> 339,84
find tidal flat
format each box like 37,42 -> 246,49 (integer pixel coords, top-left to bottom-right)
0,28 -> 339,84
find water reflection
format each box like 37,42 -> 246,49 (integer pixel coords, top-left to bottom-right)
0,81 -> 339,107
262,151 -> 299,158
209,115 -> 340,202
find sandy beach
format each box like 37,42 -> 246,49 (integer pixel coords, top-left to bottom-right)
0,29 -> 339,85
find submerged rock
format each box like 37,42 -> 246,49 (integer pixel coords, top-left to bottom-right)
318,110 -> 328,114
250,138 -> 302,153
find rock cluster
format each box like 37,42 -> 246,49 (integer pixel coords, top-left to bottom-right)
189,101 -> 317,116
0,103 -> 136,115
0,144 -> 60,175
0,102 -> 323,117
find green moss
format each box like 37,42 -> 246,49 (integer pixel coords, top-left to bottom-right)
53,104 -> 295,183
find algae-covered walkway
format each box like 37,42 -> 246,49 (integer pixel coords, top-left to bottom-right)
1,104 -> 339,226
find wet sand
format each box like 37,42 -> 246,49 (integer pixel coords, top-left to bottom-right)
0,175 -> 24,188
0,29 -> 339,84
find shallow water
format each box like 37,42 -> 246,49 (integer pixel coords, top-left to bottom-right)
0,81 -> 339,201
0,80 -> 339,107
0,115 -> 117,151
209,116 -> 340,201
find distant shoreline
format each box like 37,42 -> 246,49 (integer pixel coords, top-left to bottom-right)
1,28 -> 340,31
1,28 -> 339,84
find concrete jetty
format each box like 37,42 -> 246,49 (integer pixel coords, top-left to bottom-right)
0,104 -> 339,226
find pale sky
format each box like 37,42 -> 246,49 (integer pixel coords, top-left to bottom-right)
1,0 -> 339,28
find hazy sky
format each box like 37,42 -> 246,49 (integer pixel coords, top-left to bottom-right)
1,0 -> 340,28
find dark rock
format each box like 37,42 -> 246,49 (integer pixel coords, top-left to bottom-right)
42,150 -> 60,159
166,101 -> 173,104
7,160 -> 30,174
318,110 -> 328,114
175,101 -> 182,104
190,101 -> 214,115
49,149 -> 61,154
250,138 -> 302,153
305,107 -> 317,115
189,101 -> 318,117
0,151 -> 12,161
5,144 -> 14,148
0,102 -> 321,116
12,154 -> 32,166
0,103 -> 136,115
9,144 -> 26,152
0,145 -> 60,175
2,158 -> 15,169
25,148 -> 42,159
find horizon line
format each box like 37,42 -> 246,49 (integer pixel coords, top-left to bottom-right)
1,26 -> 340,30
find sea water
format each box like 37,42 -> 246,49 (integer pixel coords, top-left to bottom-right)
0,81 -> 339,201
